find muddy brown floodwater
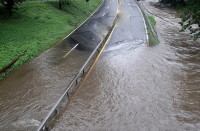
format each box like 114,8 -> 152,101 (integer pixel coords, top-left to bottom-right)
143,0 -> 200,126
0,0 -> 117,130
52,0 -> 200,130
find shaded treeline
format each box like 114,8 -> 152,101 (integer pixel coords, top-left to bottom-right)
160,0 -> 200,40
0,0 -> 90,17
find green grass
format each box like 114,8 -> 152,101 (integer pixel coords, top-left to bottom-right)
147,15 -> 158,45
148,15 -> 156,27
147,25 -> 158,46
0,0 -> 102,79
139,8 -> 158,46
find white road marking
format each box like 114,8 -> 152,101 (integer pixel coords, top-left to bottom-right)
102,13 -> 105,16
63,44 -> 79,58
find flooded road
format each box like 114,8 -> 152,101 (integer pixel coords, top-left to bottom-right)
0,0 -> 117,130
52,0 -> 200,130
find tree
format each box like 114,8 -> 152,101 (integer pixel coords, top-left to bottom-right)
160,0 -> 200,40
159,0 -> 185,6
58,0 -> 71,10
180,0 -> 200,40
0,0 -> 24,17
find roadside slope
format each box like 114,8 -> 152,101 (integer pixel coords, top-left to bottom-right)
0,0 -> 102,79
0,0 -> 118,130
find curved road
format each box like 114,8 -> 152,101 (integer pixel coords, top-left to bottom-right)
52,0 -> 200,130
1,0 -> 198,130
51,0 -> 148,130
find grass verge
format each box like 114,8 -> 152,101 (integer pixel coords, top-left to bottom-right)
147,15 -> 158,46
141,13 -> 158,46
0,0 -> 102,80
148,15 -> 156,27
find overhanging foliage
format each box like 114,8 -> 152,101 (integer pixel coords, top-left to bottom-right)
0,0 -> 25,16
160,0 -> 200,40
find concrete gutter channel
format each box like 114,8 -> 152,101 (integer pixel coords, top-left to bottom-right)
37,0 -> 119,130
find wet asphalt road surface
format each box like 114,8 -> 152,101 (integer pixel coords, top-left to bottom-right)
52,0 -> 200,130
1,0 -> 199,130
52,0 -> 148,130
0,0 -> 117,130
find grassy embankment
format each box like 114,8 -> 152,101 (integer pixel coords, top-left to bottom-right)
146,15 -> 159,46
0,0 -> 102,80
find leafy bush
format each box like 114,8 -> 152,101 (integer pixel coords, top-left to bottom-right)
0,0 -> 25,16
160,0 -> 200,40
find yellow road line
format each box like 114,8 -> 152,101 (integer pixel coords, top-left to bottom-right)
71,24 -> 117,99
83,25 -> 116,82
64,0 -> 119,107
63,44 -> 79,58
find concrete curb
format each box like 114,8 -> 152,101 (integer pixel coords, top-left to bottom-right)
134,0 -> 149,46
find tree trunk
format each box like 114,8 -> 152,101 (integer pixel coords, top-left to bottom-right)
58,0 -> 62,10
179,0 -> 186,6
7,0 -> 14,17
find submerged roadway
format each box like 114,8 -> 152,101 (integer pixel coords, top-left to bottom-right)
0,0 -> 117,130
1,0 -> 199,130
51,0 -> 149,130
51,0 -> 200,130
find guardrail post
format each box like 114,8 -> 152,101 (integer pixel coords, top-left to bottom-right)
67,92 -> 70,99
42,126 -> 48,131
55,109 -> 58,114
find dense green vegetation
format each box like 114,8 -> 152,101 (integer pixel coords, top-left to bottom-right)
0,0 -> 102,79
0,0 -> 25,16
159,0 -> 200,40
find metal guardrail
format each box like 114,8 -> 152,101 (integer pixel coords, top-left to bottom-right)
135,0 -> 159,42
37,25 -> 117,130
37,39 -> 104,131
36,1 -> 119,130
